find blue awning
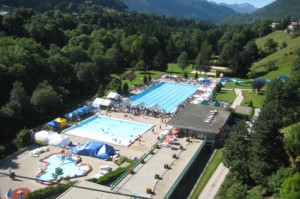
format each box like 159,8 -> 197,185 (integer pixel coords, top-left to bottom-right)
47,120 -> 60,127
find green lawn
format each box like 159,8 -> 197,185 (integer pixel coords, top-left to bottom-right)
215,89 -> 236,103
252,31 -> 298,80
189,149 -> 223,199
241,90 -> 265,108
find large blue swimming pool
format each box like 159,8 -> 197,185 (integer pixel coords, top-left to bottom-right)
64,115 -> 153,146
129,82 -> 199,113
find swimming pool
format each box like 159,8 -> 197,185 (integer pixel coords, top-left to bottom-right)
129,82 -> 199,113
64,115 -> 153,146
35,153 -> 92,185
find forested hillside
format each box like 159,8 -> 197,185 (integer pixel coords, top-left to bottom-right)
122,0 -> 236,22
0,5 -> 275,154
0,0 -> 127,12
219,0 -> 300,24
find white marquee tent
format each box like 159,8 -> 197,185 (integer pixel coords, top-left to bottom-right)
92,98 -> 113,108
34,130 -> 71,146
107,92 -> 121,100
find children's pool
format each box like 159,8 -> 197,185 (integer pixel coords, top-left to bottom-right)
35,153 -> 92,185
129,82 -> 199,113
64,115 -> 153,146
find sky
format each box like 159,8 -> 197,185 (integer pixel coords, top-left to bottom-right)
210,0 -> 275,8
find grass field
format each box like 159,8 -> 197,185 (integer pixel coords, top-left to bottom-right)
241,90 -> 265,108
252,31 -> 299,79
215,89 -> 236,103
189,149 -> 223,199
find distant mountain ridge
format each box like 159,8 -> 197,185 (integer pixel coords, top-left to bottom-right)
219,3 -> 257,14
219,0 -> 300,24
122,0 -> 236,23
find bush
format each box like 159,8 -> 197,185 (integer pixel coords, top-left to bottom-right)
154,173 -> 160,179
155,144 -> 160,149
88,166 -> 130,185
179,145 -> 184,150
172,154 -> 177,159
117,156 -> 128,166
13,128 -> 33,150
146,187 -> 152,194
186,138 -> 191,142
128,168 -> 134,174
164,164 -> 169,169
140,159 -> 145,164
25,183 -> 75,199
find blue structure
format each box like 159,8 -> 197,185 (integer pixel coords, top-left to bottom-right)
70,141 -> 115,159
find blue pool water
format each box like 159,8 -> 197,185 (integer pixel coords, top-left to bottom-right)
130,82 -> 199,113
64,115 -> 153,146
36,154 -> 90,182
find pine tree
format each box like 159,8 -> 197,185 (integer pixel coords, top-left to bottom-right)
249,103 -> 289,184
222,120 -> 252,184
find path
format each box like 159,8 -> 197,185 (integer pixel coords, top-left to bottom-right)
230,89 -> 244,109
198,163 -> 229,199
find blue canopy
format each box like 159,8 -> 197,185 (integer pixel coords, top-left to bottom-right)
47,120 -> 60,127
70,141 -> 115,159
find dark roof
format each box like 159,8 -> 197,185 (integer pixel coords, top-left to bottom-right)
167,104 -> 232,134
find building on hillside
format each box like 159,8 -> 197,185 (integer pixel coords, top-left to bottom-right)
270,22 -> 279,29
0,5 -> 9,15
167,104 -> 232,146
288,22 -> 300,31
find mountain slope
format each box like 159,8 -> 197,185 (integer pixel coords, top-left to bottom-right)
220,3 -> 257,14
122,0 -> 236,23
0,0 -> 127,12
219,0 -> 300,24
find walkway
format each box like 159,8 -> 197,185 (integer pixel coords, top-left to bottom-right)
230,89 -> 244,109
198,163 -> 229,199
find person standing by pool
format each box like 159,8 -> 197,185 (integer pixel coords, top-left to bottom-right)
75,155 -> 82,166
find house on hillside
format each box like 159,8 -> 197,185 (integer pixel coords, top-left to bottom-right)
287,22 -> 300,31
0,5 -> 9,15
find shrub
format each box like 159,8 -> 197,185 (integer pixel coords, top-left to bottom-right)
117,156 -> 128,165
0,145 -> 5,158
172,154 -> 177,159
155,144 -> 160,149
146,187 -> 152,194
25,183 -> 76,199
128,168 -> 134,174
13,128 -> 33,150
186,138 -> 191,142
140,159 -> 145,164
164,164 -> 169,169
88,166 -> 130,185
179,145 -> 184,150
154,173 -> 160,179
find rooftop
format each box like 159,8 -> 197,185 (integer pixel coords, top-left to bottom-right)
167,104 -> 232,134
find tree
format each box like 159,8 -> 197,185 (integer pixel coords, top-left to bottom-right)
143,75 -> 148,84
199,64 -> 211,75
97,84 -> 105,98
52,167 -> 63,180
184,71 -> 188,79
30,82 -> 63,115
194,72 -> 198,80
177,51 -> 189,72
135,60 -> 146,72
148,74 -> 152,82
13,128 -> 33,150
222,121 -> 252,183
279,172 -> 300,199
267,167 -> 294,195
249,103 -> 289,184
264,38 -> 278,53
126,72 -> 136,84
0,145 -> 4,158
116,84 -> 122,95
152,51 -> 168,71
283,123 -> 300,165
122,82 -> 129,94
251,80 -> 265,94
225,182 -> 247,199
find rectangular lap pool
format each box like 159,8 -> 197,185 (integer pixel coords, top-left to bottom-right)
129,82 -> 200,113
64,115 -> 153,146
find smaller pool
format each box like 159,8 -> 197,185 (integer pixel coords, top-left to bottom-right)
64,115 -> 153,146
35,153 -> 92,185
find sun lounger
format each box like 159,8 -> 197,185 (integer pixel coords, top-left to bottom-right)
100,165 -> 111,171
